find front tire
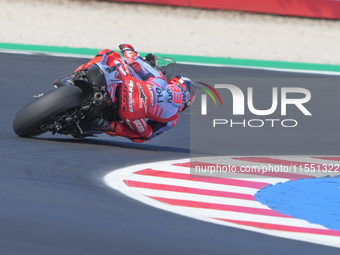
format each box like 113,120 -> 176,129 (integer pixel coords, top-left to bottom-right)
13,86 -> 84,137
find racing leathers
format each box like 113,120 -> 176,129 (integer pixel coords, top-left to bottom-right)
76,46 -> 186,143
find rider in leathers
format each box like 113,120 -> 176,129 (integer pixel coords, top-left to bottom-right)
75,44 -> 197,143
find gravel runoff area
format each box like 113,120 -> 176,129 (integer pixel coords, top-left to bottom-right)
0,0 -> 340,65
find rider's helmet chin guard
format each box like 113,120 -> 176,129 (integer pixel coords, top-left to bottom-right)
170,75 -> 197,112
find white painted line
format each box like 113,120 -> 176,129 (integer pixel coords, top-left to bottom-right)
126,174 -> 259,195
173,207 -> 327,229
2,49 -> 340,76
179,62 -> 340,76
129,187 -> 270,209
0,49 -> 92,59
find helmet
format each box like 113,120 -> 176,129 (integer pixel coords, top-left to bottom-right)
170,75 -> 197,112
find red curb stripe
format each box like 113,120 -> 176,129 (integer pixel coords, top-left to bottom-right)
124,180 -> 256,200
134,169 -> 269,189
312,157 -> 340,162
149,196 -> 292,218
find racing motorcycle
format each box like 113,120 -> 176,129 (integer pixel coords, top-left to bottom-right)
12,54 -> 176,138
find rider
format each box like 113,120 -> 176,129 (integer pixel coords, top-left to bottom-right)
76,44 -> 197,143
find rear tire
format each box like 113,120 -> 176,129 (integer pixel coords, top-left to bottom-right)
13,86 -> 84,137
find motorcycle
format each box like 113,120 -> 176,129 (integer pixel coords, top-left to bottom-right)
12,54 -> 177,138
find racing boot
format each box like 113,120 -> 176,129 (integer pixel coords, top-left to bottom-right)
89,117 -> 108,130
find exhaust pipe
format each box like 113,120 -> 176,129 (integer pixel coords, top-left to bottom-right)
89,92 -> 105,118
93,92 -> 103,105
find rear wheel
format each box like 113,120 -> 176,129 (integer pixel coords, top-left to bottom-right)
13,86 -> 84,137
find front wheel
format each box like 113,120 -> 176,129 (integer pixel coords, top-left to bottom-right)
13,86 -> 84,137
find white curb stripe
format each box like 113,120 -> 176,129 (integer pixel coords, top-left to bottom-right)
103,156 -> 340,248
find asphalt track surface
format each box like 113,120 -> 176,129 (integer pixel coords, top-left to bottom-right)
1,52 -> 340,255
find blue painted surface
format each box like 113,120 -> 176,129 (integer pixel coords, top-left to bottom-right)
255,177 -> 340,231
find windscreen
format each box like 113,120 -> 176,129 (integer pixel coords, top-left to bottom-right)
157,57 -> 177,82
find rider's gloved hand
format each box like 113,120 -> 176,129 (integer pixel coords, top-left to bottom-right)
119,44 -> 135,53
119,44 -> 139,64
106,121 -> 122,136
